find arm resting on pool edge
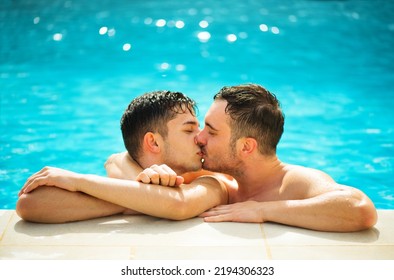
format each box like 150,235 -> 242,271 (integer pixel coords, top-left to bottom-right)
16,154 -> 143,224
16,154 -> 207,223
18,166 -> 228,221
201,186 -> 377,232
16,186 -> 137,223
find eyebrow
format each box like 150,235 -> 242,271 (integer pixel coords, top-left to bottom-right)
205,121 -> 219,131
182,120 -> 199,126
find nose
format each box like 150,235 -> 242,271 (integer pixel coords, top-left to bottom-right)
195,130 -> 205,146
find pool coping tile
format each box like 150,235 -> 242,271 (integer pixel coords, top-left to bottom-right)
0,210 -> 393,260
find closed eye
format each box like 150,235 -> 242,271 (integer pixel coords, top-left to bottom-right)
205,122 -> 218,135
183,125 -> 199,134
182,120 -> 200,134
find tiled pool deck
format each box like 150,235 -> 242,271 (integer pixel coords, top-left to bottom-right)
0,210 -> 393,260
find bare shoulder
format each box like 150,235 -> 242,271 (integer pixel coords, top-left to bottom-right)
280,164 -> 341,198
104,152 -> 142,179
281,164 -> 377,223
284,164 -> 336,182
104,153 -> 123,178
104,152 -> 127,168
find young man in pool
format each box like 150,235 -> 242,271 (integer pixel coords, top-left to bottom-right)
17,90 -> 228,223
192,84 -> 377,232
19,85 -> 377,232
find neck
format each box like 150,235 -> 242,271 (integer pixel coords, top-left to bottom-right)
234,154 -> 284,198
138,155 -> 163,170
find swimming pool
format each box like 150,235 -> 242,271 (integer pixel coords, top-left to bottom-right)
1,0 -> 393,209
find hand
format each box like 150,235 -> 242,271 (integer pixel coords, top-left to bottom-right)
136,164 -> 184,187
199,201 -> 264,223
19,166 -> 81,196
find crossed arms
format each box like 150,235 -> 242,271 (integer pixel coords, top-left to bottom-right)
16,153 -> 228,223
17,153 -> 377,232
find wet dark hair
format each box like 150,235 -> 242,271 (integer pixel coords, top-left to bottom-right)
121,90 -> 197,161
214,84 -> 284,155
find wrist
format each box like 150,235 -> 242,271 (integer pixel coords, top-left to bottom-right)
76,173 -> 95,192
258,202 -> 267,223
261,200 -> 290,224
259,201 -> 279,223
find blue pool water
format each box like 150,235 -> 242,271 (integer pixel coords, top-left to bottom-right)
1,0 -> 393,209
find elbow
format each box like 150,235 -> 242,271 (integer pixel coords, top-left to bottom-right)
16,194 -> 31,221
356,199 -> 378,230
167,202 -> 193,221
347,197 -> 378,232
16,187 -> 64,224
163,199 -> 196,221
335,187 -> 378,232
16,194 -> 42,223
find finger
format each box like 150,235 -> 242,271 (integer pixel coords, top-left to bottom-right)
19,167 -> 53,196
142,168 -> 161,185
19,180 -> 30,196
136,173 -> 153,184
151,165 -> 170,186
160,165 -> 178,186
199,207 -> 227,218
23,173 -> 41,189
203,214 -> 232,223
19,182 -> 32,196
21,177 -> 42,194
20,172 -> 46,194
18,187 -> 26,197
174,176 -> 184,186
146,168 -> 160,185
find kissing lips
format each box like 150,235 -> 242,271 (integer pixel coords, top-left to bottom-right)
199,149 -> 207,164
197,151 -> 204,163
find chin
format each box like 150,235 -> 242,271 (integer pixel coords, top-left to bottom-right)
203,162 -> 224,173
194,164 -> 203,171
202,162 -> 214,171
188,163 -> 203,172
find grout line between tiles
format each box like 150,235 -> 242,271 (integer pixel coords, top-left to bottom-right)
259,223 -> 272,260
0,211 -> 15,243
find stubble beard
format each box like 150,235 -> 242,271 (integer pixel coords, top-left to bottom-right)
201,146 -> 242,176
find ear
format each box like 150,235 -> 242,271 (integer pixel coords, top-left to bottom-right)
142,132 -> 161,154
238,137 -> 257,156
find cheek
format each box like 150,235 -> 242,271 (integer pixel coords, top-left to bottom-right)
183,137 -> 196,150
205,137 -> 219,153
209,137 -> 225,151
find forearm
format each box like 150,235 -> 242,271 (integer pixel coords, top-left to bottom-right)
20,166 -> 227,221
262,190 -> 377,232
16,186 -> 129,223
75,175 -> 225,220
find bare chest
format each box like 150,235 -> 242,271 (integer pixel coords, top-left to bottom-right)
227,180 -> 308,203
227,184 -> 283,203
